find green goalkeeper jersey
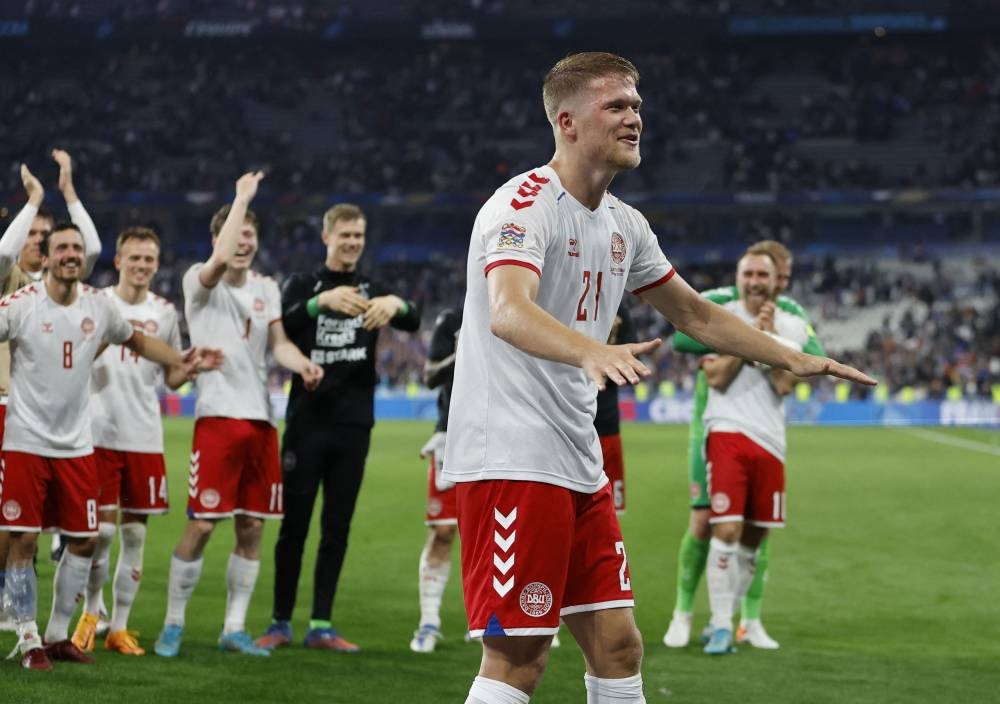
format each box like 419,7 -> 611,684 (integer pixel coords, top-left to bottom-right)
673,285 -> 825,506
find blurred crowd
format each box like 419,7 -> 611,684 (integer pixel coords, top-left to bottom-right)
4,37 -> 1000,197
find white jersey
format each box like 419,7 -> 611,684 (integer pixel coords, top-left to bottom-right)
702,300 -> 810,461
0,282 -> 135,457
442,165 -> 674,493
183,264 -> 281,424
91,288 -> 182,453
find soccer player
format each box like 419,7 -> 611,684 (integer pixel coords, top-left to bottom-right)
663,240 -> 823,650
597,307 -> 636,516
256,203 -> 419,652
154,172 -> 323,658
0,217 -> 209,671
409,307 -> 461,653
70,227 -> 188,656
697,250 -> 812,655
441,52 -> 872,703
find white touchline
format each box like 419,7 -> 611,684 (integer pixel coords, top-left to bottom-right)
896,427 -> 1000,458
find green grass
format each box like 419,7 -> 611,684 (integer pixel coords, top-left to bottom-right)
3,420 -> 998,702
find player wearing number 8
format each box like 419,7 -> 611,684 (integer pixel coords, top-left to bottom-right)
0,214 -> 213,671
70,228 -> 187,657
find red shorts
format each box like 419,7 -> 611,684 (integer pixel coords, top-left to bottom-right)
95,447 -> 169,515
458,480 -> 634,638
706,432 -> 785,528
0,451 -> 99,536
425,449 -> 457,526
599,433 -> 626,513
188,417 -> 282,519
0,403 -> 7,448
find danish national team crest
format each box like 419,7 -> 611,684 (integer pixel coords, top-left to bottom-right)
498,223 -> 526,249
2,500 -> 21,521
254,298 -> 266,312
519,582 -> 553,617
144,319 -> 159,334
81,317 -> 95,335
200,488 -> 221,509
711,492 -> 731,514
610,232 -> 626,264
567,237 -> 579,257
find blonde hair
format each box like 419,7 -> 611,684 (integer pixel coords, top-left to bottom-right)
116,226 -> 161,252
322,203 -> 365,233
542,52 -> 639,124
746,239 -> 792,265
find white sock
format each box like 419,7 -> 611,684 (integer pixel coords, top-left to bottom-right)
465,676 -> 530,704
706,537 -> 738,631
17,620 -> 42,652
6,565 -> 37,624
165,555 -> 203,628
585,673 -> 646,703
734,544 -> 758,605
84,522 -> 115,615
223,553 -> 260,635
110,522 -> 146,633
46,550 -> 92,642
418,545 -> 451,629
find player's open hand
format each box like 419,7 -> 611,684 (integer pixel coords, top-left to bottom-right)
789,352 -> 876,386
52,149 -> 73,192
301,361 -> 324,390
21,164 -> 43,205
192,346 -> 225,371
320,286 -> 369,317
363,295 -> 404,330
583,338 -> 662,391
234,171 -> 264,203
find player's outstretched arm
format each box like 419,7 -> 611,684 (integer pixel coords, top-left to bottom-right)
702,355 -> 744,392
268,319 -> 324,390
199,171 -> 263,289
0,165 -> 45,281
488,265 -> 660,391
640,275 -> 875,386
53,149 -> 101,277
163,347 -> 225,388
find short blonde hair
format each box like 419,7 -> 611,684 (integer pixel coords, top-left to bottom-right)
322,203 -> 365,233
746,239 -> 792,265
116,226 -> 161,252
542,52 -> 640,125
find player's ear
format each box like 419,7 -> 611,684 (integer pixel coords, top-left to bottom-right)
113,253 -> 122,271
557,110 -> 576,138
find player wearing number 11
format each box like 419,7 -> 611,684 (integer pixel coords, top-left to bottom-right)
442,51 -> 875,703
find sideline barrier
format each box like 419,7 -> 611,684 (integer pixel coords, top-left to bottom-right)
160,394 -> 1000,427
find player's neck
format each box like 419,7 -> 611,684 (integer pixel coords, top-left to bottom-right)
222,266 -> 249,287
326,259 -> 356,274
548,154 -> 614,211
44,276 -> 78,306
115,282 -> 149,305
19,261 -> 43,277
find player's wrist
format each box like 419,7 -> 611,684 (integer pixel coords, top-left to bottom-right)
306,295 -> 321,318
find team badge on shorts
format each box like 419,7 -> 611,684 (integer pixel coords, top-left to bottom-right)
710,492 -> 731,514
2,500 -> 22,521
200,488 -> 221,510
519,582 -> 553,618
427,497 -> 442,517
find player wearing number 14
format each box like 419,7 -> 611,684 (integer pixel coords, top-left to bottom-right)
71,228 -> 187,657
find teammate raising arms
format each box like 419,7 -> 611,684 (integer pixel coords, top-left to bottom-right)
0,204 -> 215,671
70,227 -> 189,656
154,172 -> 322,658
442,52 -> 873,703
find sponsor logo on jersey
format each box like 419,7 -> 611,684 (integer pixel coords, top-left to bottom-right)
200,488 -> 221,509
2,499 -> 21,521
498,223 -> 526,249
710,492 -> 731,514
519,582 -> 553,618
81,317 -> 95,335
567,237 -> 579,257
144,319 -> 159,334
427,497 -> 442,517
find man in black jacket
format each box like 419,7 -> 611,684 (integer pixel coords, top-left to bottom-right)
256,204 -> 420,652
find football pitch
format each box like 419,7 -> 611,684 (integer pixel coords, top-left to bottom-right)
3,420 -> 997,703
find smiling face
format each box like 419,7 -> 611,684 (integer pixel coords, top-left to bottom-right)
737,253 -> 779,315
116,238 -> 160,290
560,74 -> 643,172
322,217 -> 366,272
43,227 -> 86,285
212,219 -> 258,272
